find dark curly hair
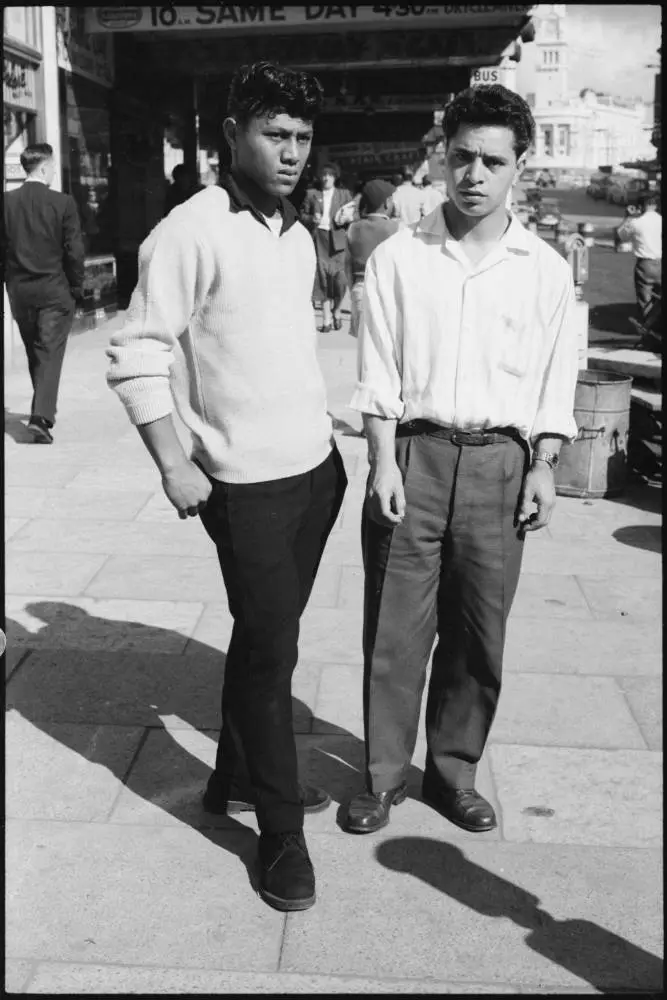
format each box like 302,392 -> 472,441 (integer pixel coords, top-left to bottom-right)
227,61 -> 324,127
443,85 -> 536,160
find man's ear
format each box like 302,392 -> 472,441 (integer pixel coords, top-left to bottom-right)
223,117 -> 238,151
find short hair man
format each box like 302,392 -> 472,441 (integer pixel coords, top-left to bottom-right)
107,62 -> 347,911
343,85 -> 578,836
616,192 -> 662,324
4,142 -> 85,443
390,164 -> 425,226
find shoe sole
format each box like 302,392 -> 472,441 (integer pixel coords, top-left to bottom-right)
422,794 -> 497,833
344,784 -> 408,835
204,793 -> 332,816
259,887 -> 316,912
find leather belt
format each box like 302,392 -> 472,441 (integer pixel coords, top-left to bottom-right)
396,420 -> 520,446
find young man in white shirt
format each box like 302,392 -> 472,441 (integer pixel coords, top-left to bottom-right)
342,85 -> 579,836
390,165 -> 426,227
107,62 -> 347,912
616,193 -> 662,323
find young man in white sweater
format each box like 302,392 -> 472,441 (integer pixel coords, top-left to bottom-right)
107,62 -> 347,912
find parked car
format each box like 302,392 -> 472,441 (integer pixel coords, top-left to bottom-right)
536,198 -> 562,228
586,173 -> 613,199
607,176 -> 650,207
512,200 -> 532,226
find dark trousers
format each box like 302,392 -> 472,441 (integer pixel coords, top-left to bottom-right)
361,431 -> 527,794
634,258 -> 661,323
10,297 -> 75,426
199,448 -> 347,834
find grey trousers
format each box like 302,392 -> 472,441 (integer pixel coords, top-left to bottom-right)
361,430 -> 527,793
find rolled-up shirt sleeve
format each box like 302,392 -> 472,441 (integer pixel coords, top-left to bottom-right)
531,268 -> 579,443
106,218 -> 209,426
349,250 -> 405,419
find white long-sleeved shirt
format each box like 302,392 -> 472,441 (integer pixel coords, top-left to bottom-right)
616,209 -> 662,260
107,184 -> 332,484
350,207 -> 579,443
391,182 -> 425,226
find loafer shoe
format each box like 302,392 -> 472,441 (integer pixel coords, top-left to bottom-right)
342,782 -> 408,834
203,780 -> 331,815
258,831 -> 316,911
422,786 -> 497,833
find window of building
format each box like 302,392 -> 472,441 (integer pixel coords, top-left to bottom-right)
542,125 -> 554,157
558,125 -> 571,156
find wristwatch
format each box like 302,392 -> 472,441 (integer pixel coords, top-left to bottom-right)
532,450 -> 560,470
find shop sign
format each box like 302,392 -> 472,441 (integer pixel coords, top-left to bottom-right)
57,8 -> 115,87
3,57 -> 37,110
86,5 -> 532,33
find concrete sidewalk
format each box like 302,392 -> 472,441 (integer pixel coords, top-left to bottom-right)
4,314 -> 663,995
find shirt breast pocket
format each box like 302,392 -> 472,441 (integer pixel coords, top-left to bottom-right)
496,313 -> 532,378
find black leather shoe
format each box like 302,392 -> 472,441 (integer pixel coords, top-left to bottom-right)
422,786 -> 497,833
258,831 -> 316,911
203,780 -> 331,816
343,782 -> 408,834
27,417 -> 53,444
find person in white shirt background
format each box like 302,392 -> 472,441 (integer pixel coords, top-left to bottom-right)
616,192 -> 662,325
419,174 -> 446,215
342,84 -> 579,837
390,165 -> 426,227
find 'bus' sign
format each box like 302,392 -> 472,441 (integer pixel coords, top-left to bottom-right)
470,66 -> 501,87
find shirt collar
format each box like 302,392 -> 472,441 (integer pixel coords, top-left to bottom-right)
219,171 -> 299,235
417,205 -> 533,257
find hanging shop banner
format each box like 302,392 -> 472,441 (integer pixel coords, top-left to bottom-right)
57,8 -> 115,87
3,56 -> 37,111
85,5 -> 532,34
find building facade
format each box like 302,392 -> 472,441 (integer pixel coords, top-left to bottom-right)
519,4 -> 654,176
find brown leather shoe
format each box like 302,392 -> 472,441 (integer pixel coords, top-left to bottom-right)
343,783 -> 408,834
422,786 -> 497,833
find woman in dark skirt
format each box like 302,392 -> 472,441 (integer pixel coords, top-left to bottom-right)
301,162 -> 352,332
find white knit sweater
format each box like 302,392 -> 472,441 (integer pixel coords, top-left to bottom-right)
107,186 -> 333,483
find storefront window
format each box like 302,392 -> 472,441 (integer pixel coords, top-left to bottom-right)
541,125 -> 554,157
558,125 -> 571,157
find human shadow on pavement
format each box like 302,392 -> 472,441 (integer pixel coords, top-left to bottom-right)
5,602 -> 423,893
612,524 -> 662,553
607,480 -> 662,516
375,837 -> 663,995
4,410 -> 35,444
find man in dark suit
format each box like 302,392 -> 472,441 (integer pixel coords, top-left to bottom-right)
300,162 -> 352,331
4,143 -> 85,443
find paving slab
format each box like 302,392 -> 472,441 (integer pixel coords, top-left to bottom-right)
280,835 -> 663,993
4,516 -> 28,541
5,650 -> 224,729
6,820 -> 282,971
4,486 -> 153,521
82,554 -> 228,602
4,646 -> 29,682
490,745 -> 662,847
20,964 -> 529,994
4,959 -> 34,994
187,601 -> 235,653
5,712 -> 144,822
503,617 -> 662,675
510,573 -> 593,619
6,517 -> 216,558
490,673 -> 646,749
616,677 -> 663,750
5,551 -> 109,597
66,465 -> 164,492
521,536 -> 660,576
4,596 -> 203,653
298,604 -> 365,664
576,574 -> 663,620
4,463 -> 83,488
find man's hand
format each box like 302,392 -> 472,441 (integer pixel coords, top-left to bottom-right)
367,460 -> 406,527
161,459 -> 212,520
518,462 -> 556,533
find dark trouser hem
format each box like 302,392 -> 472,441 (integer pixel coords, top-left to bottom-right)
362,433 -> 527,793
199,448 -> 347,834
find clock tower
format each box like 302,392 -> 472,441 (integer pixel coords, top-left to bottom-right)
535,4 -> 569,106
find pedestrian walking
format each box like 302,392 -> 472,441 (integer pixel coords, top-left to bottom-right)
342,85 -> 579,836
4,143 -> 85,444
301,162 -> 352,331
616,193 -> 662,324
390,165 -> 425,226
163,163 -> 204,216
107,61 -> 347,912
344,178 -> 399,339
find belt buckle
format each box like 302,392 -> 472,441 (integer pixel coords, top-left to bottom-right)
452,428 -> 484,446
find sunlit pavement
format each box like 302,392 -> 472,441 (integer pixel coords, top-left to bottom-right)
4,312 -> 662,995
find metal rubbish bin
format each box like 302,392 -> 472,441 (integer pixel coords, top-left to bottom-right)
554,369 -> 633,498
